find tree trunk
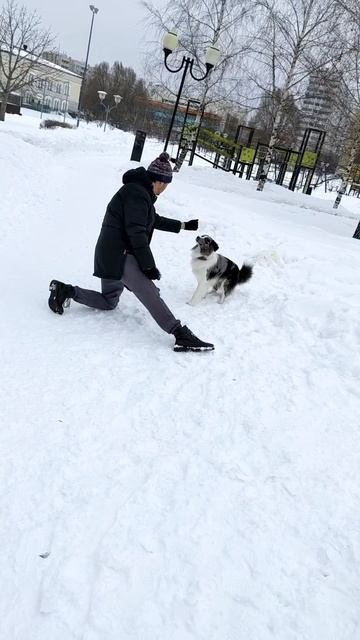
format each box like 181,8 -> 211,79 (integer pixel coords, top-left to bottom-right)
0,94 -> 9,122
174,108 -> 202,172
257,52 -> 299,192
256,104 -> 284,191
333,142 -> 358,210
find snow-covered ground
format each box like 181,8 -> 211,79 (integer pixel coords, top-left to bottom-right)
1,110 -> 360,640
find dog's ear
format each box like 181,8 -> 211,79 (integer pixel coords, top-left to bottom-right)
211,239 -> 219,252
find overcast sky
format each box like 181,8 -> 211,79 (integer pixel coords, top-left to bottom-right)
22,0 -> 162,74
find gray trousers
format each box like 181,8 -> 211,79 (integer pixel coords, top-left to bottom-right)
73,254 -> 181,334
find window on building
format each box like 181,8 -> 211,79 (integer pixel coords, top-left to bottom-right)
56,83 -> 62,94
53,99 -> 60,111
61,100 -> 66,111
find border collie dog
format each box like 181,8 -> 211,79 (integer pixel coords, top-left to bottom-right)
189,235 -> 253,305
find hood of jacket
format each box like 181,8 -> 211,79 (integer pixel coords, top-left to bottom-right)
122,167 -> 156,202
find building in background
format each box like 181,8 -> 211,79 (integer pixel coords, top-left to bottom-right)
299,71 -> 347,142
300,72 -> 339,132
22,57 -> 82,115
298,70 -> 352,167
136,96 -> 221,141
43,51 -> 86,77
0,47 -> 82,116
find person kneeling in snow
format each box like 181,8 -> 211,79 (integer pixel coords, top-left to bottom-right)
48,152 -> 214,352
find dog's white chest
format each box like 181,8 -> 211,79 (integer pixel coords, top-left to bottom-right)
192,258 -> 209,277
191,254 -> 216,280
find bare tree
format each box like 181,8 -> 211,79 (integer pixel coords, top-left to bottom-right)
332,124 -> 360,211
248,88 -> 301,147
335,0 -> 359,21
143,0 -> 254,114
254,0 -> 346,191
0,0 -> 53,121
329,6 -> 360,238
331,63 -> 360,211
81,61 -> 150,132
334,1 -> 360,237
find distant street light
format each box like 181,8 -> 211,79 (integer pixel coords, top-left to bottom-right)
63,81 -> 70,122
162,30 -> 220,152
77,4 -> 99,127
40,77 -> 48,120
97,91 -> 122,131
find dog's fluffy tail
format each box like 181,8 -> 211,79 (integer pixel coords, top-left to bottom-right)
238,263 -> 253,284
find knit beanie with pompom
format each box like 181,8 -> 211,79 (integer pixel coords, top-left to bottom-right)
147,152 -> 173,183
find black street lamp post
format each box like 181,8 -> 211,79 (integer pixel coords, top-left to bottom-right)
77,4 -> 99,127
162,31 -> 220,152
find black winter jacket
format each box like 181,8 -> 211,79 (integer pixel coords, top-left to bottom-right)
93,167 -> 182,279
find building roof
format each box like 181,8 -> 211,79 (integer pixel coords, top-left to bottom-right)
0,46 -> 82,78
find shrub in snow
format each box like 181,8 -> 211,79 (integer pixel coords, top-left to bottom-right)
40,120 -> 75,130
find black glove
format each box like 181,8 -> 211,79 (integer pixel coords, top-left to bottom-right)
184,219 -> 199,231
143,267 -> 161,280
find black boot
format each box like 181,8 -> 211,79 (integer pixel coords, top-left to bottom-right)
48,280 -> 75,315
173,325 -> 214,352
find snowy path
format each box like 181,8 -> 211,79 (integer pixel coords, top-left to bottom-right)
1,113 -> 360,640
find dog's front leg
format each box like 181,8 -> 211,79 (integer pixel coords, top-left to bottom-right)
216,284 -> 226,304
188,284 -> 208,306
